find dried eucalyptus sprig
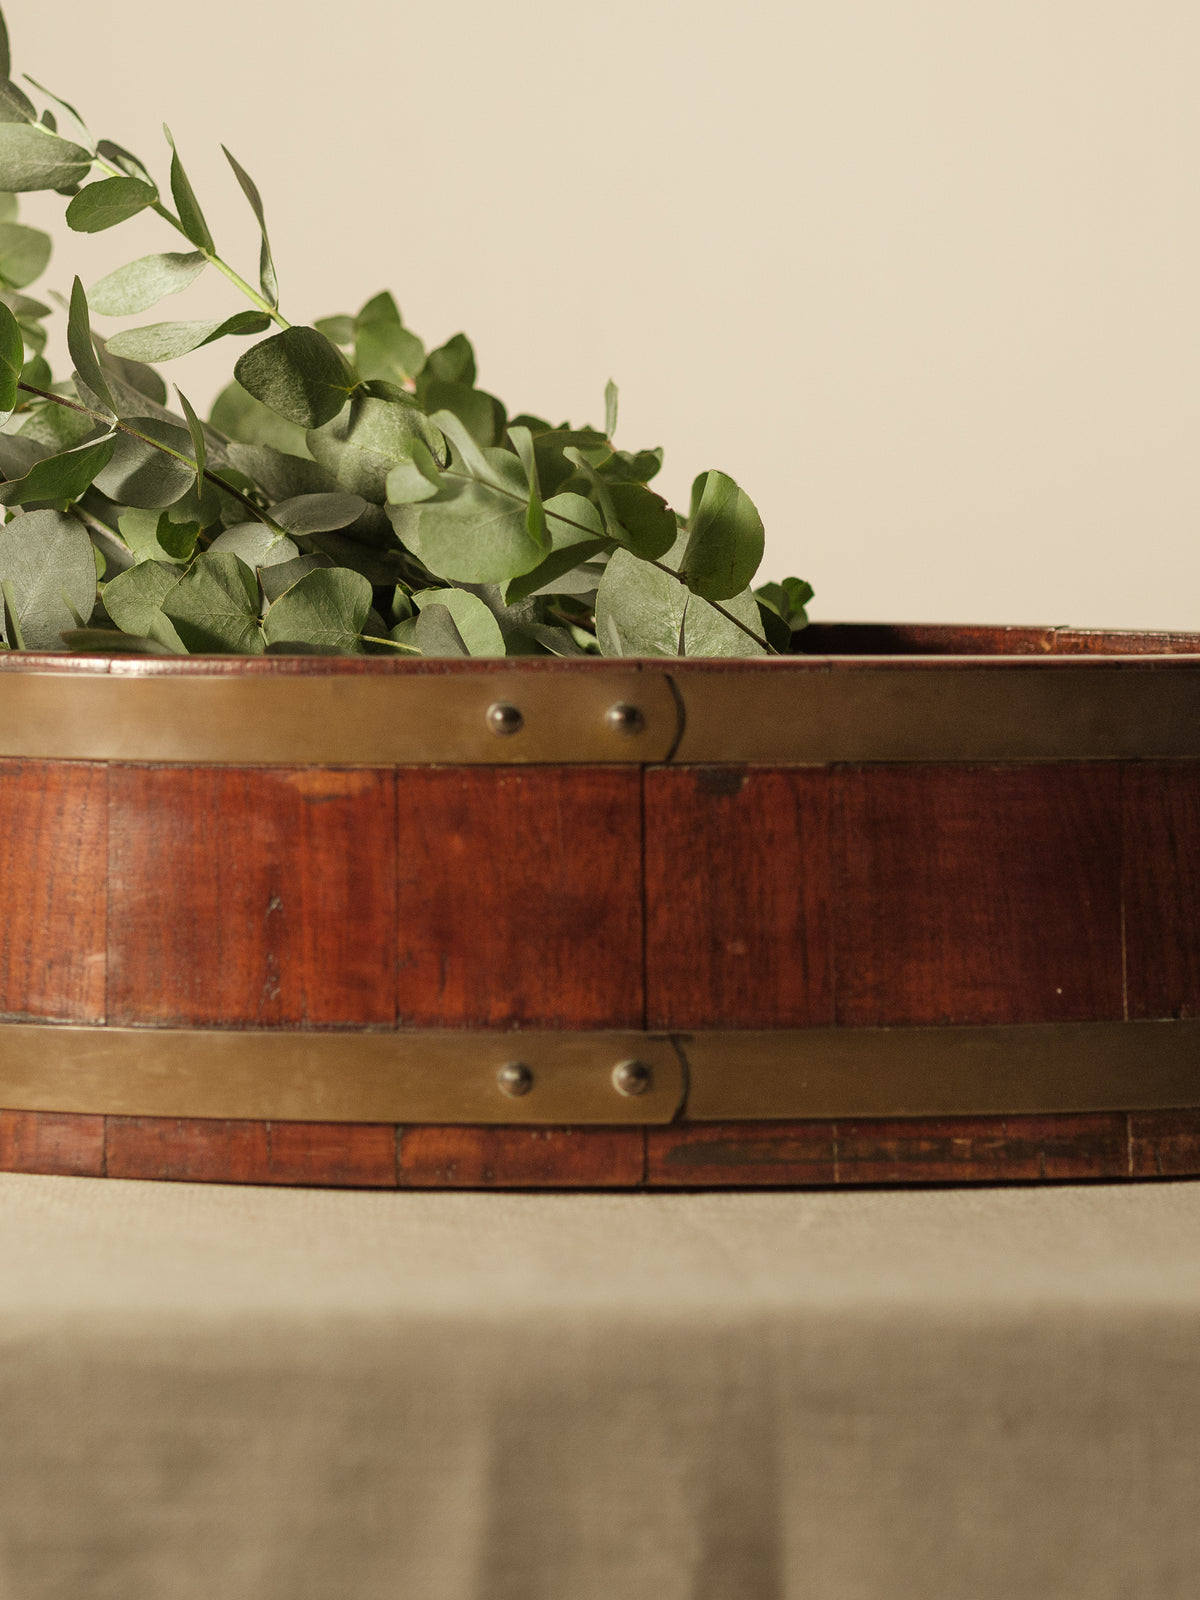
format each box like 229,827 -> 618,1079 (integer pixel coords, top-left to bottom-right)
0,5 -> 812,658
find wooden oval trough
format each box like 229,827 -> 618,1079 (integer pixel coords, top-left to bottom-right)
0,622 -> 1197,1189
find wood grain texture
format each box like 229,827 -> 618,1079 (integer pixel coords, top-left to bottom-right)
1123,764 -> 1200,1019
107,767 -> 397,1027
834,1113 -> 1130,1183
104,1117 -> 396,1187
395,767 -> 643,1028
646,1123 -> 837,1186
0,760 -> 106,1021
833,765 -> 1125,1026
1128,1111 -> 1200,1178
398,1126 -> 645,1187
644,768 -> 833,1029
0,1110 -> 105,1176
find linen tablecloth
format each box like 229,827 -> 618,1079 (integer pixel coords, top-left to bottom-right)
1,1173 -> 1198,1599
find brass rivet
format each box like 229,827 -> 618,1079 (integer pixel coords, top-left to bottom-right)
605,702 -> 645,736
612,1059 -> 652,1097
486,702 -> 524,736
497,1062 -> 534,1097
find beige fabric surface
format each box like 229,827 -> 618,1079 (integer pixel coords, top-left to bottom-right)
1,1175 -> 1198,1600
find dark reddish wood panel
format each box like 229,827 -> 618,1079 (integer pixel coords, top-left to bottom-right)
1128,1111 -> 1200,1178
646,1123 -> 836,1186
835,1113 -> 1129,1184
0,1110 -> 105,1176
644,768 -> 833,1028
399,1126 -> 644,1187
833,765 -> 1124,1025
1123,764 -> 1200,1019
107,767 -> 397,1027
395,767 -> 643,1028
0,761 -> 107,1021
105,1117 -> 396,1187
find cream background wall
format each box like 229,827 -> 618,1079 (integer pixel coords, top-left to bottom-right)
9,0 -> 1199,630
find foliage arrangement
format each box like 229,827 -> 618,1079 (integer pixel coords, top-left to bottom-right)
0,7 -> 811,659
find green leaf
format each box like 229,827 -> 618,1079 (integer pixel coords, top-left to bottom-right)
384,437 -> 442,504
594,533 -> 766,658
66,177 -> 155,233
210,381 -> 313,457
398,466 -> 547,586
0,220 -> 49,288
0,14 -> 10,81
221,145 -> 277,309
269,491 -> 366,534
95,139 -> 154,188
93,416 -> 195,508
262,566 -> 372,654
23,77 -> 92,152
161,550 -> 263,654
314,314 -> 354,347
503,540 -> 609,605
67,276 -> 116,415
0,576 -> 24,647
605,378 -> 618,440
154,510 -> 199,562
258,553 -> 327,604
0,508 -> 97,648
353,290 -> 424,385
60,626 -> 178,656
606,481 -> 677,561
411,586 -> 505,656
174,387 -> 206,488
414,602 -> 469,657
223,440 -> 335,498
102,558 -> 187,648
105,309 -> 270,364
0,123 -> 91,190
0,295 -> 21,419
88,250 -> 207,317
208,522 -> 298,568
163,125 -> 213,253
307,390 -> 444,502
420,333 -> 475,389
420,378 -> 505,448
0,434 -> 115,505
600,446 -> 664,485
95,335 -> 167,406
0,79 -> 35,126
234,326 -> 356,430
679,470 -> 765,601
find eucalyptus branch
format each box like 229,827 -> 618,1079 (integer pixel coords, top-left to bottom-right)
439,464 -> 779,655
91,151 -> 289,330
16,381 -> 290,535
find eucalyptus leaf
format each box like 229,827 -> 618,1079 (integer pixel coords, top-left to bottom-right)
23,77 -> 92,151
61,626 -> 178,655
102,557 -> 186,647
314,314 -> 353,348
163,124 -> 213,253
384,438 -> 441,504
262,565 -> 371,654
223,440 -> 335,498
88,250 -> 207,317
604,379 -> 618,440
234,325 -> 355,430
258,553 -> 327,604
679,470 -> 765,601
354,290 -> 423,385
606,481 -> 677,561
67,277 -> 115,415
0,433 -> 115,505
411,586 -> 505,656
0,294 -> 20,418
420,333 -> 475,389
595,534 -> 766,658
0,123 -> 91,191
210,380 -> 313,457
0,79 -> 33,126
503,538 -> 609,605
421,378 -> 504,448
414,602 -> 469,657
105,309 -> 269,364
65,176 -> 155,233
161,550 -> 263,654
96,335 -> 167,406
0,219 -> 48,287
208,522 -> 298,568
0,15 -> 15,89
307,390 -> 443,502
399,447 -> 547,585
0,508 -> 96,647
15,397 -> 101,454
95,139 -> 154,188
269,491 -> 366,534
174,387 -> 205,487
93,415 -> 195,507
221,145 -> 277,308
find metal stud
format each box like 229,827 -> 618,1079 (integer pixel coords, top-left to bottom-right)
605,702 -> 645,737
497,1061 -> 534,1097
486,702 -> 524,737
612,1059 -> 652,1097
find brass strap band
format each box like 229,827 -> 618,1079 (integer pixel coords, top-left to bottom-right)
0,659 -> 1197,764
0,1020 -> 1194,1124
